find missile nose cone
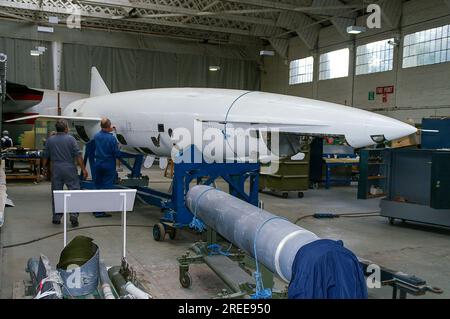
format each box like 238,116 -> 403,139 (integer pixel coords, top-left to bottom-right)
368,115 -> 417,141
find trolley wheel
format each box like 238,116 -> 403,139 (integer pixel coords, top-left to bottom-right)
297,192 -> 304,198
180,272 -> 192,288
388,217 -> 395,225
282,192 -> 289,199
153,223 -> 166,241
168,228 -> 177,240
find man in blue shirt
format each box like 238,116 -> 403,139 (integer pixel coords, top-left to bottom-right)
42,119 -> 88,226
93,118 -> 121,218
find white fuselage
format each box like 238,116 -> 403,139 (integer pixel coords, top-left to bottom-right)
65,88 -> 417,157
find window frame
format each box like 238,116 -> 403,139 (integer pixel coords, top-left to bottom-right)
289,56 -> 314,85
356,38 -> 394,75
402,24 -> 450,69
319,48 -> 350,81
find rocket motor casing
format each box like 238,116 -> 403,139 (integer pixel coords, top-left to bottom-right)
186,185 -> 320,282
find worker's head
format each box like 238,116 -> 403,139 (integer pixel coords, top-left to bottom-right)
100,118 -> 113,132
55,119 -> 69,133
2,130 -> 9,137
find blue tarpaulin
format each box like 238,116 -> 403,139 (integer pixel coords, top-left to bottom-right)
288,239 -> 368,299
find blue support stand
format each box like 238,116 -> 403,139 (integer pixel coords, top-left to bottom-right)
80,142 -> 260,237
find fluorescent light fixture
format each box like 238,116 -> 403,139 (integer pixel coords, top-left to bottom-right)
346,26 -> 366,34
48,16 -> 59,24
260,50 -> 275,56
30,50 -> 41,56
37,25 -> 54,33
37,46 -> 47,53
209,66 -> 220,71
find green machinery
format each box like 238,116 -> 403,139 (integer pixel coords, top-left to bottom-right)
259,143 -> 310,198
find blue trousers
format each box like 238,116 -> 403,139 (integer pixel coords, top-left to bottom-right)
94,160 -> 117,190
93,160 -> 117,216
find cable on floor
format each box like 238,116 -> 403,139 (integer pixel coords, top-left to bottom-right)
294,212 -> 381,225
2,224 -> 154,249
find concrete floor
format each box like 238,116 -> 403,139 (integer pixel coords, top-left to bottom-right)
1,168 -> 449,299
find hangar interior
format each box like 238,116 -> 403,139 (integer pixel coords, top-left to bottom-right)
0,0 -> 449,300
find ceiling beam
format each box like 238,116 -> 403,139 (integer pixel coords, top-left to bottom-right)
380,0 -> 402,29
312,0 -> 356,39
129,16 -> 252,36
276,11 -> 319,49
224,0 -> 359,12
0,6 -> 262,45
181,0 -> 220,23
0,9 -> 33,21
81,0 -> 278,26
268,37 -> 288,58
0,0 -> 262,37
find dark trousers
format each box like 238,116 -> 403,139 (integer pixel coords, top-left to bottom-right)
93,160 -> 117,216
94,160 -> 117,189
51,163 -> 80,221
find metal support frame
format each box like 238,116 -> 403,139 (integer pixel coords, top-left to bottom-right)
359,259 -> 443,299
80,142 -> 260,230
177,241 -> 287,299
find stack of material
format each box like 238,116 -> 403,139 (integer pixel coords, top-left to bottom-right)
0,159 -> 7,227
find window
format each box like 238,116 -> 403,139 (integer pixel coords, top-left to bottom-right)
403,25 -> 450,68
289,57 -> 314,85
319,48 -> 349,80
356,39 -> 394,75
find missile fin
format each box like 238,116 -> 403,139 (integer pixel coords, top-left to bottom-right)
90,67 -> 111,97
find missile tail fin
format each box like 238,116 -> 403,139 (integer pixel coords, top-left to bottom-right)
90,66 -> 110,97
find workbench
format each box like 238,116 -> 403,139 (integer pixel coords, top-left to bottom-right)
322,157 -> 359,189
4,154 -> 41,183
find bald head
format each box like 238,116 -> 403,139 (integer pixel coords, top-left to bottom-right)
100,118 -> 112,130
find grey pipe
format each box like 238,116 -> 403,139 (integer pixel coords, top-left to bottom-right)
108,266 -> 128,296
186,185 -> 320,282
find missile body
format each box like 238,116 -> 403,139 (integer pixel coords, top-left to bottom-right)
65,88 -> 417,160
8,67 -> 417,161
186,185 -> 319,282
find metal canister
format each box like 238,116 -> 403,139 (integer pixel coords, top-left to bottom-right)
57,236 -> 100,297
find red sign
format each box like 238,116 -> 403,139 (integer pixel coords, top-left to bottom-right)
376,86 -> 395,95
375,86 -> 395,103
383,86 -> 395,94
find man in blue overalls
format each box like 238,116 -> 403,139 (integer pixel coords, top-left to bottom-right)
93,118 -> 121,218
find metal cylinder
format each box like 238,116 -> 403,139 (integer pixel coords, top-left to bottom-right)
57,236 -> 100,297
124,282 -> 151,299
186,185 -> 320,282
99,262 -> 115,299
108,266 -> 128,297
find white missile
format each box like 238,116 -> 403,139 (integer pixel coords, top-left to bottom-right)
7,67 -> 416,161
